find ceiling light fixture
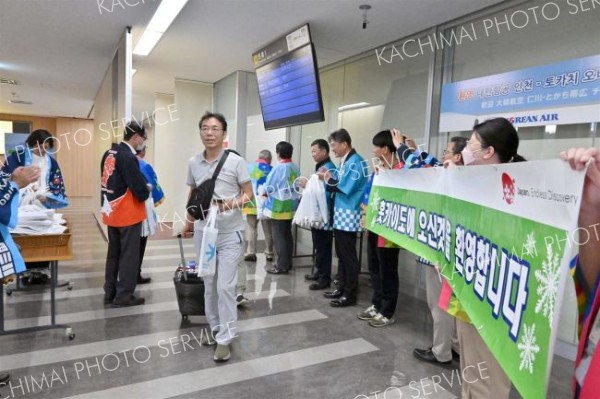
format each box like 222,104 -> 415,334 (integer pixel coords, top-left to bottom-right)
134,0 -> 190,56
8,99 -> 32,105
338,102 -> 370,111
0,78 -> 18,85
359,4 -> 371,30
132,69 -> 137,76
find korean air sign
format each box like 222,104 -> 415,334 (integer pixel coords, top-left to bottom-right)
508,113 -> 559,125
440,54 -> 600,132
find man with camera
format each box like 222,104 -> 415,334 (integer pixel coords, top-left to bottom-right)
182,112 -> 253,363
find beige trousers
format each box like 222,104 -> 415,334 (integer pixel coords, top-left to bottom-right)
457,319 -> 511,398
244,214 -> 273,257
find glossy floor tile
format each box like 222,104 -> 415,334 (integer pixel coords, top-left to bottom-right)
0,209 -> 573,399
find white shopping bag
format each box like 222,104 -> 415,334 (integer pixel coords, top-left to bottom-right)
256,185 -> 267,220
141,197 -> 157,237
292,174 -> 329,228
198,206 -> 218,277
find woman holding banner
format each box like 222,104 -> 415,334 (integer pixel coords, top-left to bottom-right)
358,130 -> 403,328
440,117 -> 526,398
560,147 -> 600,399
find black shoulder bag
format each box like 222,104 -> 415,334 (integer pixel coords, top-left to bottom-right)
186,151 -> 231,220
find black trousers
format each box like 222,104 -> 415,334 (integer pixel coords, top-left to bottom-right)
271,219 -> 293,271
105,222 -> 141,302
311,228 -> 333,284
334,229 -> 359,301
367,232 -> 400,318
139,235 -> 148,277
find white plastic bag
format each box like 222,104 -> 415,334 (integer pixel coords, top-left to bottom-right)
292,174 -> 329,228
141,197 -> 157,237
255,187 -> 267,220
198,207 -> 218,277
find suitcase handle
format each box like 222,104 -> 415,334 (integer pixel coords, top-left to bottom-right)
177,233 -> 188,282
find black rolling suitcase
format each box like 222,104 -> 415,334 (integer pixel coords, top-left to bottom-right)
173,233 -> 205,320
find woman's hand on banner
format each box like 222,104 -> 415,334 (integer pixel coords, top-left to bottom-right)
560,147 -> 600,210
391,129 -> 405,148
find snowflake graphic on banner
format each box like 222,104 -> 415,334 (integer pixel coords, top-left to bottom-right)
534,242 -> 561,327
523,232 -> 537,257
518,323 -> 540,374
370,191 -> 381,228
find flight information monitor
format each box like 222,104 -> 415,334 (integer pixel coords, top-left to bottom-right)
252,24 -> 325,130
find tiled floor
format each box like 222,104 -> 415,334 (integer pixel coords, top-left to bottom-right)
0,208 -> 573,398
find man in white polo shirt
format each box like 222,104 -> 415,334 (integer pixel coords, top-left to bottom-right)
182,112 -> 253,363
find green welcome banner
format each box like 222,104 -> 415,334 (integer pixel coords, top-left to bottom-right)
365,160 -> 585,399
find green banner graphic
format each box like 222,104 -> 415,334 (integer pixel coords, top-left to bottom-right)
365,161 -> 585,399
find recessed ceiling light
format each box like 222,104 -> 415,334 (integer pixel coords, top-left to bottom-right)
0,78 -> 18,85
8,99 -> 32,105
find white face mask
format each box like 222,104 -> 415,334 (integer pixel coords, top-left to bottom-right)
136,143 -> 146,152
461,147 -> 483,165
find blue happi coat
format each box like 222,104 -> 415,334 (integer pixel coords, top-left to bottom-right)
0,170 -> 25,278
262,160 -> 301,220
326,149 -> 367,232
3,146 -> 68,208
314,157 -> 337,230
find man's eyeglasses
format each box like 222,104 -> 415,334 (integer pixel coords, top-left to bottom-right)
201,126 -> 223,133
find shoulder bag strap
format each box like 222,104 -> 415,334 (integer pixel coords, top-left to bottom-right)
211,150 -> 230,180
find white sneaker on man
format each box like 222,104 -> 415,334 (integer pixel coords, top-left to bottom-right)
357,305 -> 378,320
368,313 -> 395,328
214,344 -> 231,363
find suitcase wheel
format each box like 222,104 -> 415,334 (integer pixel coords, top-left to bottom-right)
182,315 -> 189,321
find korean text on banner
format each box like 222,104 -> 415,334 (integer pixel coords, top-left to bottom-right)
365,159 -> 586,399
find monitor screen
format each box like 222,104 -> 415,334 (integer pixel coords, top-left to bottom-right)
253,24 -> 325,130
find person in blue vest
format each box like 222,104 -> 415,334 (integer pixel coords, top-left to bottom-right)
2,129 -> 68,208
0,164 -> 41,388
135,145 -> 165,284
242,149 -> 274,263
263,142 -> 301,274
302,139 -> 337,290
318,129 -> 367,307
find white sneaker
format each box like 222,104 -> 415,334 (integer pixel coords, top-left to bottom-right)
368,313 -> 395,328
199,330 -> 217,346
213,344 -> 231,363
357,305 -> 378,320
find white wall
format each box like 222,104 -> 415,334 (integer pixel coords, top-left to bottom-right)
93,62 -> 114,229
152,93 -> 175,224
153,79 -> 212,228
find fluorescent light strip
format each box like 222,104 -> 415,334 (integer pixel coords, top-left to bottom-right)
133,0 -> 189,56
338,102 -> 370,111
